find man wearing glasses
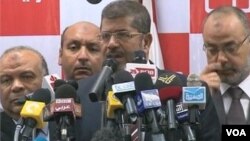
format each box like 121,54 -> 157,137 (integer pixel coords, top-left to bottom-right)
200,6 -> 250,125
76,1 -> 220,141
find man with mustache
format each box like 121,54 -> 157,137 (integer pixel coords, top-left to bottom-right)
59,21 -> 106,80
0,46 -> 56,141
77,1 -> 220,141
200,6 -> 250,125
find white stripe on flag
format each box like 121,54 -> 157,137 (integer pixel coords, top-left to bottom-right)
143,0 -> 165,70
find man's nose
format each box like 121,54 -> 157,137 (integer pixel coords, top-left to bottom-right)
11,79 -> 24,93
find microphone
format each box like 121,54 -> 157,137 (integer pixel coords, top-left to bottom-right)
155,72 -> 185,141
20,88 -> 51,141
155,72 -> 184,130
132,50 -> 147,64
176,102 -> 196,141
87,0 -> 102,4
134,72 -> 165,141
43,79 -> 81,122
16,92 -> 34,104
112,70 -> 138,123
106,91 -> 125,129
182,74 -> 206,124
125,50 -> 158,83
106,91 -> 124,119
54,79 -> 66,91
89,58 -> 117,102
42,74 -> 61,101
158,87 -> 182,130
53,84 -> 80,140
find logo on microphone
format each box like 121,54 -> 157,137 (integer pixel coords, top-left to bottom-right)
112,81 -> 135,93
158,74 -> 176,84
129,68 -> 156,76
54,98 -> 74,112
182,86 -> 206,103
23,101 -> 41,113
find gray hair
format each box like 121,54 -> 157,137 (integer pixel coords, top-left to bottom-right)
0,46 -> 49,76
101,0 -> 151,34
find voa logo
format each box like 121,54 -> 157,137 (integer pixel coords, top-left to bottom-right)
226,129 -> 246,136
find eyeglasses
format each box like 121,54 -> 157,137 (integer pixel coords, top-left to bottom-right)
203,34 -> 249,56
98,31 -> 143,43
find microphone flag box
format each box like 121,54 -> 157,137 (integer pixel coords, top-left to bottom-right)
135,89 -> 161,114
182,86 -> 206,109
125,63 -> 158,83
54,98 -> 75,118
106,91 -> 123,118
20,101 -> 46,128
176,102 -> 189,123
112,81 -> 135,94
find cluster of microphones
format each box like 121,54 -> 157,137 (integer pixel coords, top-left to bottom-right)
89,50 -> 207,141
15,74 -> 81,141
14,50 -> 207,141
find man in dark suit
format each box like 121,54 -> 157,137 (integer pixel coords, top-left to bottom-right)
58,21 -> 106,141
200,6 -> 250,125
0,46 -> 55,141
76,1 -> 221,141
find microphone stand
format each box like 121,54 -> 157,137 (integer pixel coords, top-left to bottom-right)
145,110 -> 166,141
182,123 -> 196,141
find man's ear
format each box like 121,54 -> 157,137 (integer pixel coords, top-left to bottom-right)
142,33 -> 152,59
58,48 -> 62,65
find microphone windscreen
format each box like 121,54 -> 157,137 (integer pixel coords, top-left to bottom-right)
133,50 -> 146,63
155,72 -> 186,89
134,72 -> 154,91
159,86 -> 182,102
67,80 -> 78,90
113,70 -> 134,84
55,84 -> 77,100
31,88 -> 51,104
102,58 -> 117,71
54,79 -> 66,90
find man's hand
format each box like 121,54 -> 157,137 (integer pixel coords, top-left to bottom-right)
200,63 -> 222,92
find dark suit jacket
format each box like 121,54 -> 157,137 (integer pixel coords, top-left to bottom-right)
0,112 -> 57,141
75,73 -> 103,141
212,89 -> 250,125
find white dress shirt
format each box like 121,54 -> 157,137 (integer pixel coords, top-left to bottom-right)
220,75 -> 250,119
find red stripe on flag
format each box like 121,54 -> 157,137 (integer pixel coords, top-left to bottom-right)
0,0 -> 60,36
158,33 -> 189,75
190,0 -> 250,33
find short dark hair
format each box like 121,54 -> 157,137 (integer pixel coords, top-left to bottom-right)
203,6 -> 250,34
0,46 -> 49,76
101,0 -> 151,33
60,26 -> 69,48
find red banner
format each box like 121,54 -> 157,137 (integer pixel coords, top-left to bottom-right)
0,0 -> 60,36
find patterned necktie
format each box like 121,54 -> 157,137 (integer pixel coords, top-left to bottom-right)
226,87 -> 246,124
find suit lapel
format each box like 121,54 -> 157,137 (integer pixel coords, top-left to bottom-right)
0,112 -> 16,141
212,89 -> 227,125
